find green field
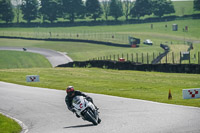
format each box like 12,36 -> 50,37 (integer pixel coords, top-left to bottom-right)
172,1 -> 199,16
0,5 -> 200,117
1,19 -> 200,63
0,38 -> 164,62
0,67 -> 200,108
1,19 -> 200,43
0,50 -> 51,69
0,114 -> 22,133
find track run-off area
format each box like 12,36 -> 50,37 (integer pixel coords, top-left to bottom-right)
0,81 -> 200,133
0,47 -> 73,67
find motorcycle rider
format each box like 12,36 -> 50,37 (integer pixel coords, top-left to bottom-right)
65,86 -> 101,123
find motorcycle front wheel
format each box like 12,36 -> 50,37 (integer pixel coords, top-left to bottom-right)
84,109 -> 98,125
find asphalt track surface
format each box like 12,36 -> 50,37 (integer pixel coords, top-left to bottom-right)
0,82 -> 200,133
0,46 -> 73,67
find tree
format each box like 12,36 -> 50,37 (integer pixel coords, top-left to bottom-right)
102,0 -> 110,20
21,0 -> 39,23
130,0 -> 152,19
86,0 -> 102,21
109,0 -> 123,21
62,0 -> 85,23
14,0 -> 21,23
124,0 -> 134,21
40,0 -> 62,23
194,0 -> 200,11
0,0 -> 14,23
152,0 -> 175,18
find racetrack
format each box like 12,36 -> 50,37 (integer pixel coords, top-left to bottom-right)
0,81 -> 200,133
0,47 -> 73,67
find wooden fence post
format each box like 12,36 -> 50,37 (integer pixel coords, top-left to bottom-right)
172,52 -> 174,64
180,52 -> 182,64
189,52 -> 191,64
142,53 -> 144,63
159,52 -> 161,64
132,53 -> 133,62
147,53 -> 149,64
136,53 -> 138,63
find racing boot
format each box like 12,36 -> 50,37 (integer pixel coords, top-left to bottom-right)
98,118 -> 101,124
75,113 -> 80,118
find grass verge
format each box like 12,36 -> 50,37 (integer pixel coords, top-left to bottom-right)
0,67 -> 199,108
0,50 -> 52,69
0,38 -> 164,62
0,114 -> 22,133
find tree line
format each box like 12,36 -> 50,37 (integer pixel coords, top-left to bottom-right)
0,0 -> 200,24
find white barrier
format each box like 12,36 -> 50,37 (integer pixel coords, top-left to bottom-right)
182,88 -> 200,99
26,75 -> 40,82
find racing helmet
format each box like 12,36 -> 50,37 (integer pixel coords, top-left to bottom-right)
66,86 -> 75,96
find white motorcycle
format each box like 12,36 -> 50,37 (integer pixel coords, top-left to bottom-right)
72,96 -> 101,125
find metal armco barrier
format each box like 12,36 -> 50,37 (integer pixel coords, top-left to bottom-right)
183,88 -> 200,99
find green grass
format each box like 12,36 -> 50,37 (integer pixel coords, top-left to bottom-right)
1,19 -> 200,62
0,67 -> 200,108
1,19 -> 200,42
0,50 -> 51,69
161,44 -> 189,63
0,114 -> 22,133
0,38 -> 164,62
172,1 -> 200,16
190,43 -> 200,64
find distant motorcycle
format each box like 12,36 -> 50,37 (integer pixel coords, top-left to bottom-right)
72,96 -> 101,125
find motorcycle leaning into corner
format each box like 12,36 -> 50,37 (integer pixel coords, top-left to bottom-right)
72,96 -> 101,125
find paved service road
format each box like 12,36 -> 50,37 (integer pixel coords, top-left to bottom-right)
0,47 -> 73,67
0,81 -> 200,133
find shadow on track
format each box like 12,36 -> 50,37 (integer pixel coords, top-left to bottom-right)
64,124 -> 94,128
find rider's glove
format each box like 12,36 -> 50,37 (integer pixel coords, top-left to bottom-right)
86,96 -> 92,102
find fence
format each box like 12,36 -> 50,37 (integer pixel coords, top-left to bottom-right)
0,30 -> 130,44
93,42 -> 199,65
92,51 -> 200,65
0,30 -> 193,46
1,35 -> 197,64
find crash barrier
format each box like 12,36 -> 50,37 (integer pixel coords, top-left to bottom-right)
183,88 -> 200,99
57,60 -> 200,74
26,75 -> 40,82
0,36 -> 129,48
